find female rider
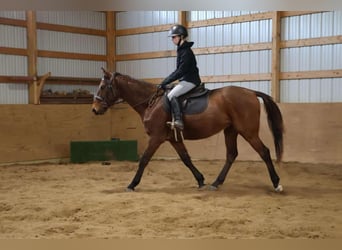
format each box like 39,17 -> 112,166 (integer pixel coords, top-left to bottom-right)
158,24 -> 201,130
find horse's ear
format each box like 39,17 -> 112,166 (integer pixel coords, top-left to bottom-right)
101,67 -> 112,78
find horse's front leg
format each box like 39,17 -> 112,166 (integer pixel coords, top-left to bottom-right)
126,137 -> 162,191
170,141 -> 206,189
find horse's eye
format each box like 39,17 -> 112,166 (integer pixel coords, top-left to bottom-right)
100,85 -> 105,90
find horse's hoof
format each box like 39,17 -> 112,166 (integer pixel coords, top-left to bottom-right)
208,185 -> 218,191
198,184 -> 207,191
125,187 -> 135,192
275,184 -> 283,193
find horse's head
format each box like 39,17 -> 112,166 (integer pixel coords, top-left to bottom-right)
92,67 -> 122,115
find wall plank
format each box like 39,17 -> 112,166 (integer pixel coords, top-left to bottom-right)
0,102 -> 341,164
0,105 -> 111,164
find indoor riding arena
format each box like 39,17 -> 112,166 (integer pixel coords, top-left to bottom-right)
0,11 -> 341,239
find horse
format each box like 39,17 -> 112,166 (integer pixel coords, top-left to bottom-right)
92,68 -> 284,193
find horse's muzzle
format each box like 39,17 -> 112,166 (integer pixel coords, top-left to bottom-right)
92,101 -> 104,115
92,107 -> 105,115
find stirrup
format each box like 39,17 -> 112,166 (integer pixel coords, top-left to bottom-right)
174,120 -> 184,130
166,117 -> 184,142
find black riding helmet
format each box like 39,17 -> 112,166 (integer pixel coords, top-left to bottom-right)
168,24 -> 188,39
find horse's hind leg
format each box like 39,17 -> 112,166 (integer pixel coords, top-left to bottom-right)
210,127 -> 238,190
246,136 -> 282,191
170,141 -> 205,188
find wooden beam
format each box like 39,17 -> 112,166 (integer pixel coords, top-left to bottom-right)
202,73 -> 271,83
193,42 -> 271,55
280,70 -> 342,80
45,76 -> 99,86
280,11 -> 324,18
0,76 -> 34,83
0,17 -> 26,27
0,75 -> 99,85
281,35 -> 342,48
116,42 -> 271,62
116,24 -> 171,36
5,70 -> 340,85
36,22 -> 106,36
38,50 -> 106,61
0,47 -> 28,56
26,11 -> 38,104
116,50 -> 176,61
0,17 -> 106,36
106,11 -> 115,71
188,12 -> 273,28
271,11 -> 281,102
143,73 -> 271,85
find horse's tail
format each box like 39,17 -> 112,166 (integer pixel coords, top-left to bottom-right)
255,91 -> 284,162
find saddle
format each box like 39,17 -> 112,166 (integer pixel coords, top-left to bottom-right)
162,83 -> 210,115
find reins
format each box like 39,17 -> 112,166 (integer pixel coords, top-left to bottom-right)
148,88 -> 164,108
130,88 -> 163,109
113,74 -> 164,109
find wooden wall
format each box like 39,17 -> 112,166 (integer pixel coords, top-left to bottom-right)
111,103 -> 342,165
0,103 -> 340,164
0,104 -> 111,164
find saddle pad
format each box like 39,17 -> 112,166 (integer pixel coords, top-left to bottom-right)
162,92 -> 210,115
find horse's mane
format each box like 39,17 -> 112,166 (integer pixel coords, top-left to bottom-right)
115,72 -> 156,98
117,73 -> 156,90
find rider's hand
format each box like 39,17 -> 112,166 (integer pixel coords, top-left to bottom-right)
157,84 -> 165,90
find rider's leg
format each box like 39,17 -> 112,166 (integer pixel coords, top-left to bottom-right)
167,81 -> 196,130
170,97 -> 184,129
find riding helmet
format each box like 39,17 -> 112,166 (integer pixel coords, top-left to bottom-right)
168,24 -> 188,38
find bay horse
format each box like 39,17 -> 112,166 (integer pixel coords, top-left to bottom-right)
92,68 -> 284,193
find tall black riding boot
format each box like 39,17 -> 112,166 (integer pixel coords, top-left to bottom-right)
170,97 -> 184,130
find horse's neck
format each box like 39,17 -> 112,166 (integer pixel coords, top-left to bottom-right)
117,76 -> 155,116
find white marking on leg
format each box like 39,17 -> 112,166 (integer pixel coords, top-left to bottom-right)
275,184 -> 283,193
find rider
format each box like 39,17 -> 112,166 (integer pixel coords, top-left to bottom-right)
158,24 -> 201,130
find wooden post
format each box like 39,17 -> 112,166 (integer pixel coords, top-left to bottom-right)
178,11 -> 187,27
26,11 -> 38,104
271,11 -> 281,102
106,11 -> 115,72
35,72 -> 51,104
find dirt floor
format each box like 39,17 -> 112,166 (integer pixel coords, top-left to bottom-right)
0,159 -> 341,239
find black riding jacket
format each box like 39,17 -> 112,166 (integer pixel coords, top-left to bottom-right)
161,41 -> 201,87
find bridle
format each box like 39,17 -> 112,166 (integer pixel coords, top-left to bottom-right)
94,72 -> 123,106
